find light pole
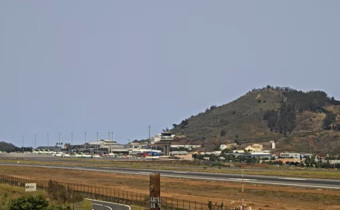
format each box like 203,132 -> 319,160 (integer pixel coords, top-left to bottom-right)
71,132 -> 73,145
149,125 -> 151,144
47,133 -> 49,147
22,135 -> 24,152
58,132 -> 61,147
96,131 -> 99,154
34,134 -> 37,149
84,132 -> 87,150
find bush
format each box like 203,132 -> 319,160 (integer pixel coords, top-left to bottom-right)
9,195 -> 48,210
47,181 -> 83,204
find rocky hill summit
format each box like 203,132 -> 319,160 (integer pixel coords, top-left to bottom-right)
171,86 -> 340,154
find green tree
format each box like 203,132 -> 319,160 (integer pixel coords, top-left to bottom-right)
263,110 -> 278,131
9,195 -> 48,210
209,154 -> 217,161
220,129 -> 226,136
323,112 -> 337,130
277,103 -> 296,136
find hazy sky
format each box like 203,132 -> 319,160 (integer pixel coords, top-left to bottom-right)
1,1 -> 340,147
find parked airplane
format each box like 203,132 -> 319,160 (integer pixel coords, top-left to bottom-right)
74,153 -> 82,158
32,150 -> 40,154
74,152 -> 92,158
92,154 -> 102,158
53,152 -> 70,157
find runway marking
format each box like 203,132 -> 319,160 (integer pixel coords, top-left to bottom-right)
162,174 -> 257,182
174,171 -> 189,174
138,172 -> 151,175
282,177 -> 307,181
226,178 -> 256,182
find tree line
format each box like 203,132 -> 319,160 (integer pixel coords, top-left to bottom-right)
263,88 -> 340,135
0,141 -> 32,152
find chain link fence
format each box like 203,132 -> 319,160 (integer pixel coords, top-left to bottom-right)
0,174 -> 235,209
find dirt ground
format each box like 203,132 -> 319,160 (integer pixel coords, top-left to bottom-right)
1,165 -> 340,210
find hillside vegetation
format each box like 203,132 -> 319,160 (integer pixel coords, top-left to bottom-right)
0,142 -> 31,152
0,141 -> 18,152
171,86 -> 340,153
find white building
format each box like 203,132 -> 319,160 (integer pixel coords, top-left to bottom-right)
270,141 -> 276,149
220,144 -> 227,150
150,133 -> 176,145
87,139 -> 128,153
233,150 -> 245,154
170,144 -> 201,150
245,144 -> 263,152
279,152 -> 301,159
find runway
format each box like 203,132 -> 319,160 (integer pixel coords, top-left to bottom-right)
1,163 -> 340,190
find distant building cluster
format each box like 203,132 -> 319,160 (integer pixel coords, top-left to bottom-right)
5,130 -> 339,167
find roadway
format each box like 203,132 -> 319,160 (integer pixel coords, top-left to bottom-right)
86,199 -> 130,210
1,163 -> 340,190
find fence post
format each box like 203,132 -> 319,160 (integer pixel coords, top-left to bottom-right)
208,201 -> 212,210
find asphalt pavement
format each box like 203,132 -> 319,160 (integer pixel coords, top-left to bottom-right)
1,163 -> 340,189
87,199 -> 131,210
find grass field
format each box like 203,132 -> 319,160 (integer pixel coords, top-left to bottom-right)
0,182 -> 91,209
0,160 -> 340,209
2,155 -> 340,180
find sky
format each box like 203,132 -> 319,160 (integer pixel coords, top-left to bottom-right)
1,1 -> 340,147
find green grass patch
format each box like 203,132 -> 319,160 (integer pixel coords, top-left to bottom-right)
0,183 -> 91,209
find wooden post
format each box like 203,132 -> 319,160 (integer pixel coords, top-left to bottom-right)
150,173 -> 161,210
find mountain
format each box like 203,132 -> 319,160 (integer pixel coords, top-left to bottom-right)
171,86 -> 340,153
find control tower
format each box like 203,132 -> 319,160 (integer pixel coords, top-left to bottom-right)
159,132 -> 174,156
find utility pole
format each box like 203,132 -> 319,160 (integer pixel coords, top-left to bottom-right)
241,169 -> 244,209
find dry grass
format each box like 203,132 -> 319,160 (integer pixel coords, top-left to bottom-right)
0,183 -> 29,207
0,182 -> 92,209
2,156 -> 340,180
1,165 -> 340,210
